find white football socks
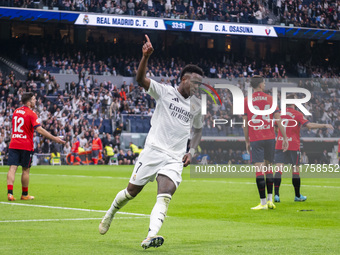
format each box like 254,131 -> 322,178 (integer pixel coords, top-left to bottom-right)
107,188 -> 133,217
147,194 -> 172,237
260,198 -> 267,206
267,194 -> 273,202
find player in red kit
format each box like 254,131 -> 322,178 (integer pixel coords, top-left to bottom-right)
70,135 -> 83,165
7,93 -> 65,201
274,94 -> 333,202
92,133 -> 103,165
243,76 -> 289,210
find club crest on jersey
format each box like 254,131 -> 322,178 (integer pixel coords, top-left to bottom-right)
172,97 -> 179,102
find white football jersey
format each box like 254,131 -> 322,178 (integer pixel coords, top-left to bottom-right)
145,79 -> 202,161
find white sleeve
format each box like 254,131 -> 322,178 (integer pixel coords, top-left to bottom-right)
147,79 -> 169,101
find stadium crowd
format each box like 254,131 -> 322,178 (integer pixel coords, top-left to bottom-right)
20,46 -> 339,81
8,34 -> 337,81
276,0 -> 340,29
0,66 -> 155,165
1,0 -> 339,29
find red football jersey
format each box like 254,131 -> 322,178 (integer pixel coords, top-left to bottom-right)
92,138 -> 102,151
244,91 -> 279,142
72,140 -> 80,153
275,107 -> 309,151
9,106 -> 40,151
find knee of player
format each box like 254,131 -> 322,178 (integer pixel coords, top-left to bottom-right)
127,183 -> 143,197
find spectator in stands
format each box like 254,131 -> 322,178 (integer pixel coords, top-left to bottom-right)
214,147 -> 225,164
113,135 -> 121,150
301,152 -> 309,164
42,138 -> 51,153
119,87 -> 127,101
63,142 -> 71,155
111,67 -> 117,76
320,150 -> 330,164
127,0 -> 135,15
241,150 -> 250,164
104,143 -> 115,164
117,149 -> 127,165
316,129 -> 324,138
333,125 -> 340,137
125,150 -> 134,165
102,133 -> 114,147
197,149 -> 210,164
226,149 -> 235,164
0,137 -> 7,156
113,123 -> 124,137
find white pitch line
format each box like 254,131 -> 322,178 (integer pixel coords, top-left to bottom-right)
0,202 -> 150,217
0,172 -> 339,188
0,172 -> 129,180
0,217 -> 146,223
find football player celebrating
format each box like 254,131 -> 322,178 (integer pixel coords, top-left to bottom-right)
99,35 -> 203,249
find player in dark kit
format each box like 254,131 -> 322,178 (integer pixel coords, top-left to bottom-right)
243,76 -> 289,210
7,93 -> 65,201
274,95 -> 333,202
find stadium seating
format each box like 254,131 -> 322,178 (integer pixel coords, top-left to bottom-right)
1,0 -> 338,30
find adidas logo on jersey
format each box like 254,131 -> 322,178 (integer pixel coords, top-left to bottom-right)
172,97 -> 179,102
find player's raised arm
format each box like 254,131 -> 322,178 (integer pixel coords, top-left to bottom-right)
36,126 -> 66,145
136,34 -> 154,91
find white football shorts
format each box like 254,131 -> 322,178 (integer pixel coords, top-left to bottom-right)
129,146 -> 183,188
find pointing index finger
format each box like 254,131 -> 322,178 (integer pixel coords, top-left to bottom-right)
145,34 -> 151,43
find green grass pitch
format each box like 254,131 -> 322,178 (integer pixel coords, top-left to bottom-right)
0,165 -> 339,254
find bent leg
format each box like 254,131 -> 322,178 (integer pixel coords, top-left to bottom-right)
99,183 -> 144,235
108,183 -> 143,216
